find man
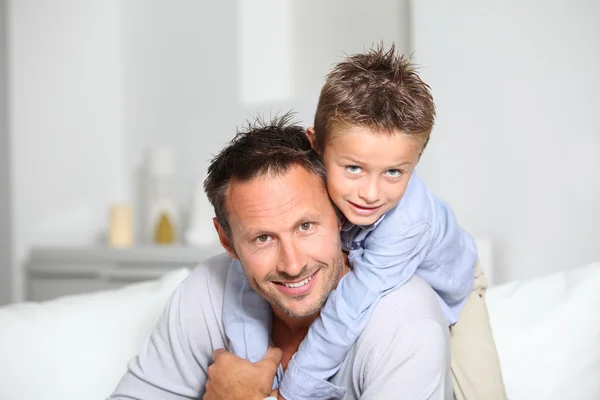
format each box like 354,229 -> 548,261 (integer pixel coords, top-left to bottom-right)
110,116 -> 452,400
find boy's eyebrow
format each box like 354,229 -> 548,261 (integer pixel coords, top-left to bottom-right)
338,155 -> 412,167
389,161 -> 413,167
338,155 -> 360,164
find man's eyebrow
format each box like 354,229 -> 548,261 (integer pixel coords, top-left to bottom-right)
241,213 -> 323,239
294,213 -> 322,225
241,227 -> 274,240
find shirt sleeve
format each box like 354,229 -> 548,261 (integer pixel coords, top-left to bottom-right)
280,221 -> 433,399
222,259 -> 272,363
109,264 -> 226,400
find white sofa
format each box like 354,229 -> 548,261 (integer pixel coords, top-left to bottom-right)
1,261 -> 599,400
487,261 -> 600,399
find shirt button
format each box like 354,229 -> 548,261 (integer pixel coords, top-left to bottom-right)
350,241 -> 362,250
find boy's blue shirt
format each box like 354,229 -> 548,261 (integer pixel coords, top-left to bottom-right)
222,172 -> 477,400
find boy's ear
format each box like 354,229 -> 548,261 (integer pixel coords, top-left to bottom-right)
305,127 -> 320,154
213,217 -> 239,260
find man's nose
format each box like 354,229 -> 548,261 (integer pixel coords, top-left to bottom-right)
358,176 -> 380,204
276,238 -> 306,277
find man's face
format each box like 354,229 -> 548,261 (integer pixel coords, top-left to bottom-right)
216,165 -> 343,318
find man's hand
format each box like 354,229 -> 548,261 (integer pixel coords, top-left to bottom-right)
269,388 -> 285,400
203,346 -> 283,400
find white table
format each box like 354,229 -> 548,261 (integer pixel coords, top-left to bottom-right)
25,245 -> 223,301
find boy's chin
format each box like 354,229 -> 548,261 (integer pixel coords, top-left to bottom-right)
345,214 -> 381,226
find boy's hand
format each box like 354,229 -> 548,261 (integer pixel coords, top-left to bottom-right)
203,346 -> 283,400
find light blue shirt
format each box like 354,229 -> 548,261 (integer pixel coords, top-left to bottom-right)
223,172 -> 476,400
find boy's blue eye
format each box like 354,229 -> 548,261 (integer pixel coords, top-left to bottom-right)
385,169 -> 402,177
346,166 -> 362,174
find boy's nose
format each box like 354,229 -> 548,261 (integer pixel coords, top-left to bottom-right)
358,178 -> 380,204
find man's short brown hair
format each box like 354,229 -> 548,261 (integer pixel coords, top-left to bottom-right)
204,113 -> 326,240
313,44 -> 436,153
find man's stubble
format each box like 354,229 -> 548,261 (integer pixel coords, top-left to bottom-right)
244,248 -> 344,319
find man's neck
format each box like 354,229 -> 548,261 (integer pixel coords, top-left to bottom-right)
271,310 -> 317,370
271,252 -> 350,370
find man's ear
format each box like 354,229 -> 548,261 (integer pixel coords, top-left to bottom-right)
213,217 -> 239,260
305,127 -> 320,155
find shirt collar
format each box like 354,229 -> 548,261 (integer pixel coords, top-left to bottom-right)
341,213 -> 387,233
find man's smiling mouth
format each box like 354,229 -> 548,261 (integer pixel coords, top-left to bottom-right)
281,274 -> 314,288
273,270 -> 319,294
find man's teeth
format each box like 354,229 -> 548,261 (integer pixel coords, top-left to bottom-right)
283,275 -> 313,288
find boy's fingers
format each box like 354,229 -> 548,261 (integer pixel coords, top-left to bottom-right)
211,348 -> 227,361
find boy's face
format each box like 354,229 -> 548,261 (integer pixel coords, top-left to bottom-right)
312,126 -> 421,226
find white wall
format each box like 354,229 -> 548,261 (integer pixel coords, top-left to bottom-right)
238,0 -> 293,105
239,0 -> 410,126
411,0 -> 600,282
291,0 -> 410,98
8,0 -> 124,301
0,0 -> 10,305
120,0 -> 239,238
7,1 -> 240,301
8,0 -> 595,301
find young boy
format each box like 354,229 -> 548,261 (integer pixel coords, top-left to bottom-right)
223,44 -> 507,399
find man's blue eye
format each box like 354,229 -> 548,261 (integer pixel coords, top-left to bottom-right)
386,169 -> 402,177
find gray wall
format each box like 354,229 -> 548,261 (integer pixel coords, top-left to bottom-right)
120,0 -> 240,237
0,0 -> 11,304
412,0 -> 600,282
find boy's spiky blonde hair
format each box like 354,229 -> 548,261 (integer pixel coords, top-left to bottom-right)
313,44 -> 436,153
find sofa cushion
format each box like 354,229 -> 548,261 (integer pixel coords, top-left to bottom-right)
487,262 -> 600,400
0,268 -> 190,400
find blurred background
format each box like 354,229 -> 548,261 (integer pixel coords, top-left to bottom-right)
0,0 -> 599,304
